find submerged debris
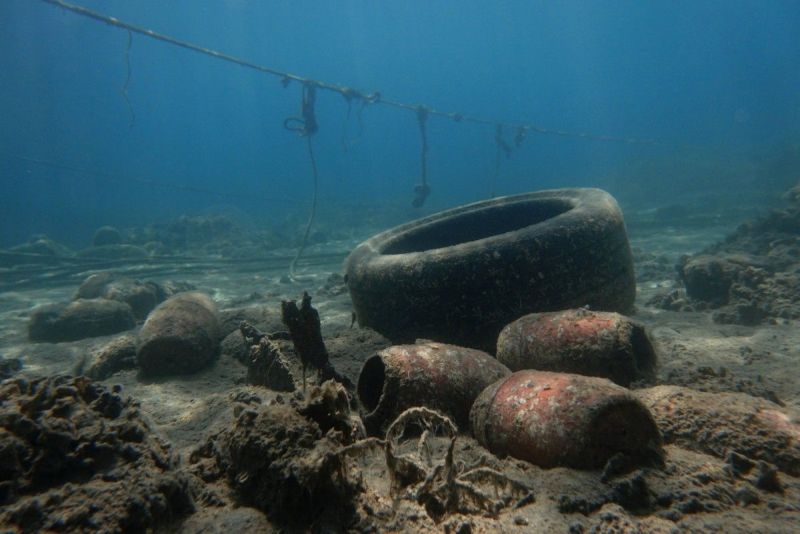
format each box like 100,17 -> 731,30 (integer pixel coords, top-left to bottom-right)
357,342 -> 510,434
281,292 -> 352,389
497,308 -> 657,387
244,335 -> 297,392
470,371 -> 663,470
189,388 -> 533,530
189,383 -> 362,530
0,376 -> 194,532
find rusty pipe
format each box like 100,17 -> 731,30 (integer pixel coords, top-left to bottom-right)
357,342 -> 510,434
497,308 -> 657,387
470,370 -> 662,469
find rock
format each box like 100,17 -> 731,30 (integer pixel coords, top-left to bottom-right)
76,273 -> 167,320
317,272 -> 348,297
76,334 -> 138,380
75,271 -> 116,298
325,327 -> 393,385
679,255 -> 738,305
220,330 -> 250,365
635,385 -> 800,476
0,357 -> 22,379
28,298 -> 136,342
175,507 -> 273,533
3,235 -> 72,266
10,234 -> 72,258
755,461 -> 783,493
0,376 -> 194,531
246,338 -> 297,392
160,279 -> 197,296
129,214 -> 242,253
137,292 -> 221,377
662,201 -> 800,325
92,225 -> 123,246
782,181 -> 800,205
189,387 -> 360,530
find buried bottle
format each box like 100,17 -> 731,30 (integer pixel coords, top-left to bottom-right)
357,342 -> 510,434
470,370 -> 662,469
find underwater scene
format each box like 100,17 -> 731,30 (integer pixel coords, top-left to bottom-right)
1,1 -> 799,532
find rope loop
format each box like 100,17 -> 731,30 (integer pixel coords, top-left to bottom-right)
283,82 -> 318,137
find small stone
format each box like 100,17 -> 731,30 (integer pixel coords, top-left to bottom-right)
29,299 -> 136,342
725,451 -> 754,477
80,335 -> 138,380
734,487 -> 760,506
755,461 -> 783,493
247,339 -> 296,392
137,293 -> 220,377
92,226 -> 123,247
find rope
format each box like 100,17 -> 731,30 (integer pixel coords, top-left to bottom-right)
284,84 -> 320,281
412,106 -> 431,208
288,136 -> 319,281
491,125 -> 513,198
121,30 -> 135,129
39,0 -> 657,146
283,83 -> 319,137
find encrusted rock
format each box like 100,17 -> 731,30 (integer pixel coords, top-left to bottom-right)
246,338 -> 297,392
190,384 -> 360,529
137,292 -> 221,377
75,333 -> 138,380
635,385 -> 800,476
220,330 -> 250,365
28,298 -> 136,342
92,225 -> 123,247
679,255 -> 739,305
218,306 -> 284,338
76,272 -> 169,320
0,376 -> 194,531
0,357 -> 22,379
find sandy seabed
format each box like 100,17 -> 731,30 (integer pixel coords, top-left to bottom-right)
0,216 -> 798,533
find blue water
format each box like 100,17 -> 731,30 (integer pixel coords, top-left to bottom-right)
1,0 -> 799,248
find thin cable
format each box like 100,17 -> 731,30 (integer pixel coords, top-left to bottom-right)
39,0 -> 657,146
412,107 -> 431,207
289,136 -> 318,281
121,29 -> 135,128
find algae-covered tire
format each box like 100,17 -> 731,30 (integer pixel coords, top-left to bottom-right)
344,188 -> 635,352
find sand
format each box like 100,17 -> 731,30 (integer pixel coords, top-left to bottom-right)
0,217 -> 798,533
